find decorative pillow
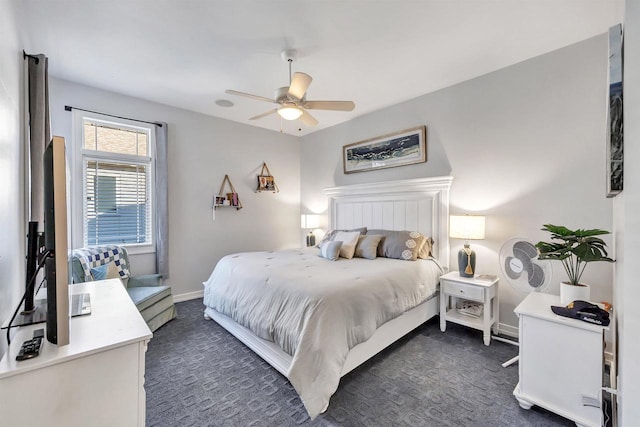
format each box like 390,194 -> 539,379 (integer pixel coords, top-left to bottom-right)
316,227 -> 367,248
355,235 -> 383,260
333,231 -> 361,259
91,262 -> 121,281
318,241 -> 343,261
90,264 -> 109,281
367,229 -> 426,261
419,236 -> 434,259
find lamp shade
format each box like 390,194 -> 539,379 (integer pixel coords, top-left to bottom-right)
278,106 -> 303,120
301,214 -> 320,229
449,215 -> 485,240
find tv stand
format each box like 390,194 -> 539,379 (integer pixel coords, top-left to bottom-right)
0,279 -> 152,426
2,291 -> 92,331
2,298 -> 48,328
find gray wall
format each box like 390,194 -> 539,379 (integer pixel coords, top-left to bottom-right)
0,2 -> 25,355
616,1 -> 640,423
300,35 -> 614,332
49,78 -> 301,298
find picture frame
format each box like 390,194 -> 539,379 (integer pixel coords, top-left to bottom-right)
343,126 -> 426,174
255,162 -> 279,193
606,23 -> 623,198
257,175 -> 275,191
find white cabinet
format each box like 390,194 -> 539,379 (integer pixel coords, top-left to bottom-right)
514,293 -> 606,427
0,279 -> 152,427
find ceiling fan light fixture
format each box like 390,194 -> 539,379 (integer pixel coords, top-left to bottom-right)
277,105 -> 303,120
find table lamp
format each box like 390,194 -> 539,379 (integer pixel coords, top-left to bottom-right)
450,214 -> 485,277
301,214 -> 320,247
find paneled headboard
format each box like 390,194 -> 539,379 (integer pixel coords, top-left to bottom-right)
324,177 -> 453,268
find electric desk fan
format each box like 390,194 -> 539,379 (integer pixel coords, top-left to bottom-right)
498,237 -> 553,367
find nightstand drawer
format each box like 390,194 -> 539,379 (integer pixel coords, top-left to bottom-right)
442,281 -> 484,301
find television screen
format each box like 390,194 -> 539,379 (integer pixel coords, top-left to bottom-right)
42,136 -> 69,345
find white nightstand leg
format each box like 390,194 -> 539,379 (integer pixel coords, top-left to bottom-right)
483,298 -> 491,346
492,292 -> 500,335
440,293 -> 447,332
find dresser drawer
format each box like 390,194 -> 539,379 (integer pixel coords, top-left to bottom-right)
442,280 -> 484,302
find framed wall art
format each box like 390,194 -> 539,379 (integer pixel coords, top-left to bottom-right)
343,126 -> 426,174
606,23 -> 623,197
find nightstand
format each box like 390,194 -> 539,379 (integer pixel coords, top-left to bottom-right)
439,271 -> 499,345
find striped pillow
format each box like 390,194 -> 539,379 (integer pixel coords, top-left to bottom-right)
318,240 -> 343,261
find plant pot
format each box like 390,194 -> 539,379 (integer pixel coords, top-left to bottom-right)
560,282 -> 591,305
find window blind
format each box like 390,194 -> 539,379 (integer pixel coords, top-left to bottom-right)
85,160 -> 150,246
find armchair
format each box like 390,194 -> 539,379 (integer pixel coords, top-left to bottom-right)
71,245 -> 177,332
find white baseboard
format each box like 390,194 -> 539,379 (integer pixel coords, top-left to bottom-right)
497,322 -> 519,339
173,290 -> 204,303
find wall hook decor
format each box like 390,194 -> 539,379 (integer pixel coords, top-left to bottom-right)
214,174 -> 242,210
256,162 -> 279,193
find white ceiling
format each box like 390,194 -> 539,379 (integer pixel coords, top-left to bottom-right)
13,0 -> 622,136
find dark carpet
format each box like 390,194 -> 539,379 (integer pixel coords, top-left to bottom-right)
146,299 -> 573,426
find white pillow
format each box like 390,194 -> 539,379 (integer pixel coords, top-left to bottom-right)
333,231 -> 360,259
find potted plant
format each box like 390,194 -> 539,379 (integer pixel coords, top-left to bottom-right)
536,224 -> 614,304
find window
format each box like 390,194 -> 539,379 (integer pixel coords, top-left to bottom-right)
77,117 -> 154,249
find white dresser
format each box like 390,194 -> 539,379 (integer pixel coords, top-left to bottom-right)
513,292 -> 606,427
0,279 -> 152,427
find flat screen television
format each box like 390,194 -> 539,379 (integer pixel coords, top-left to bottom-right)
42,136 -> 69,345
4,137 -> 70,346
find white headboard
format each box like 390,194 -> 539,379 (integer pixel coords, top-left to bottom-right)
324,177 -> 453,268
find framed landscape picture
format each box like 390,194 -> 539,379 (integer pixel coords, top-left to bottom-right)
343,126 -> 426,174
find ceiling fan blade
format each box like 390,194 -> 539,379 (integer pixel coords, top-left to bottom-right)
303,100 -> 355,111
249,109 -> 278,120
288,72 -> 312,100
299,109 -> 318,126
226,90 -> 276,104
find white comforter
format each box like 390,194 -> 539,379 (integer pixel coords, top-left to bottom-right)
202,248 -> 443,419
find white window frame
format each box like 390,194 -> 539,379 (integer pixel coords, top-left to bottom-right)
71,110 -> 156,255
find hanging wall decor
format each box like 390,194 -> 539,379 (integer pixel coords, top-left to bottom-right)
214,174 -> 242,210
256,162 -> 279,193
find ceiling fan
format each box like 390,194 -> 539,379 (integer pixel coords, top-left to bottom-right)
225,50 -> 355,126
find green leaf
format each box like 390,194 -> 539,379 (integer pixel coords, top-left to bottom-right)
574,228 -> 611,238
537,224 -> 615,274
542,224 -> 573,236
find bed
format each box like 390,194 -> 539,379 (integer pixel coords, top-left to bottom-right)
203,176 -> 453,419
